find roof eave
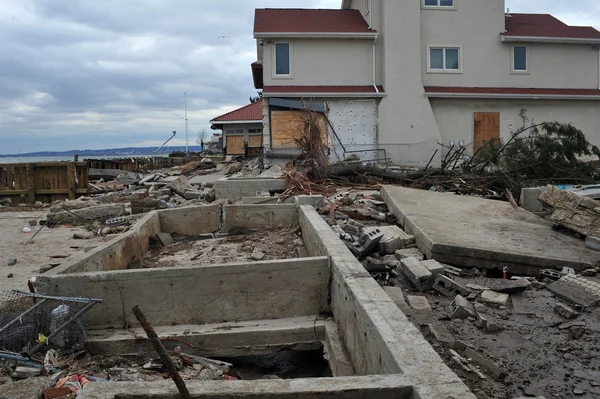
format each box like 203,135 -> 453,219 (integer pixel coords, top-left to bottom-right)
254,32 -> 377,39
425,92 -> 600,100
263,92 -> 386,98
501,34 -> 600,44
209,119 -> 263,125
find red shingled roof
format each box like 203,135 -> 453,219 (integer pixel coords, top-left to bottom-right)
424,86 -> 600,97
211,100 -> 263,122
505,14 -> 600,39
264,86 -> 384,94
254,9 -> 375,34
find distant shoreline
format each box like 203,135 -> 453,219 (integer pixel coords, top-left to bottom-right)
0,145 -> 203,158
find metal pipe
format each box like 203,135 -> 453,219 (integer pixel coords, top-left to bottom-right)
0,353 -> 43,369
0,299 -> 48,336
152,131 -> 177,159
27,301 -> 99,357
13,290 -> 103,304
373,37 -> 379,94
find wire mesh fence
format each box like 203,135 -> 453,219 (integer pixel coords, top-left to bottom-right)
0,291 -> 101,356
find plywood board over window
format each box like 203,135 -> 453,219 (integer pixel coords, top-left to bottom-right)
271,110 -> 328,149
226,135 -> 246,155
473,112 -> 500,152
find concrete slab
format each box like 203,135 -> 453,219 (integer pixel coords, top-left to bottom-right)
382,186 -> 597,274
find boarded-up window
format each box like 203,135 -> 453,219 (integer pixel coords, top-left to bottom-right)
226,135 -> 245,155
271,110 -> 328,149
474,112 -> 500,151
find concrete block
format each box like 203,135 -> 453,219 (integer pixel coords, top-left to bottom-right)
554,302 -> 580,319
294,195 -> 324,208
394,248 -> 424,261
520,187 -> 544,212
586,236 -> 600,251
421,259 -> 445,279
433,275 -> 471,297
490,279 -> 530,294
383,286 -> 410,313
376,225 -> 415,254
426,324 -> 454,343
480,290 -> 509,307
400,258 -> 433,292
450,295 -> 476,319
156,232 -> 174,246
406,295 -> 431,310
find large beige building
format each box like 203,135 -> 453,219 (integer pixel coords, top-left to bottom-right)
249,0 -> 600,165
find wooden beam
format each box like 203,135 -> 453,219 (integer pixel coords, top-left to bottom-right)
26,164 -> 35,205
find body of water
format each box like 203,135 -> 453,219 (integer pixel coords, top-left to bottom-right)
0,155 -> 158,164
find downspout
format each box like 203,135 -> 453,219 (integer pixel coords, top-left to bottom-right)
373,36 -> 379,94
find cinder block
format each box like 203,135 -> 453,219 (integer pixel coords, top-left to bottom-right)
422,259 -> 445,279
376,225 -> 415,255
426,324 -> 454,343
400,258 -> 434,292
349,228 -> 384,258
520,187 -> 544,212
433,275 -> 471,297
450,295 -> 476,319
554,302 -> 579,319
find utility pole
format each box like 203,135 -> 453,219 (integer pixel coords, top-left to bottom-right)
184,92 -> 189,157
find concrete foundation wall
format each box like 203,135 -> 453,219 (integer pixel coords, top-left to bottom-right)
45,212 -> 161,275
214,178 -> 287,201
35,257 -> 329,330
158,205 -> 221,235
298,206 -> 476,397
223,204 -> 298,231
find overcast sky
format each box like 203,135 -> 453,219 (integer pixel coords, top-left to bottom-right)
0,0 -> 598,154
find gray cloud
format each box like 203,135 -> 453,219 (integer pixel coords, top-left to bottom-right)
0,0 -> 597,153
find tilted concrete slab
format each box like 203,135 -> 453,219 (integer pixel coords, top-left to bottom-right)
382,186 -> 597,274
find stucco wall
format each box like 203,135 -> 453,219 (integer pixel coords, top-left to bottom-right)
262,39 -> 374,87
420,0 -> 600,89
378,0 -> 442,166
430,98 -> 600,157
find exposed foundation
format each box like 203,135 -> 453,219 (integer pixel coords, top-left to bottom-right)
33,202 -> 476,398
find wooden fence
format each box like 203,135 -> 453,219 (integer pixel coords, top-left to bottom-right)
0,162 -> 89,205
85,157 -> 211,173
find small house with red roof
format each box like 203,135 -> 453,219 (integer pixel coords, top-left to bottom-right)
210,100 -> 264,156
248,0 -> 600,165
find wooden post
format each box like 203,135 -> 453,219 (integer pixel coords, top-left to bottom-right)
73,154 -> 79,162
132,306 -> 191,399
26,163 -> 35,205
66,162 -> 76,200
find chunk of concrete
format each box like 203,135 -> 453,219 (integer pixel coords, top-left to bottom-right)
406,295 -> 431,310
586,236 -> 600,251
350,228 -> 384,258
490,279 -> 530,294
426,324 -> 454,344
394,248 -> 424,261
547,274 -> 600,308
554,302 -> 580,319
520,187 -> 544,212
10,366 -> 41,379
421,259 -> 445,279
452,341 -> 508,380
433,275 -> 471,297
169,176 -> 195,198
383,286 -> 410,313
399,258 -> 433,292
156,232 -> 174,246
450,295 -> 476,319
251,249 -> 266,261
480,290 -> 509,307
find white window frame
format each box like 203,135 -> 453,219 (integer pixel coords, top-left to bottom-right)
273,41 -> 293,78
427,45 -> 463,74
422,0 -> 457,10
511,45 -> 530,75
